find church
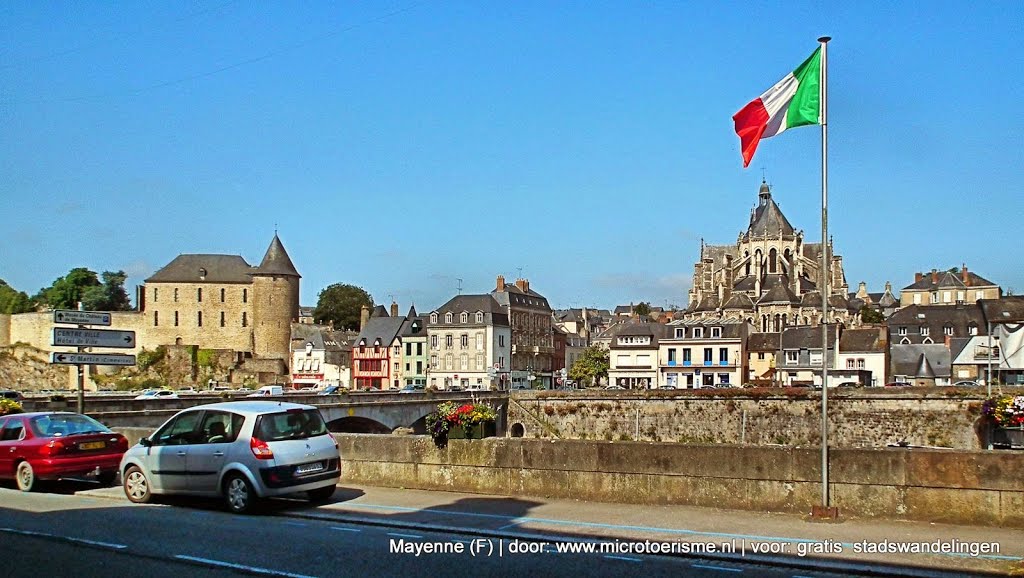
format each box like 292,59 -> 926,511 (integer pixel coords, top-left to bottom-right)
685,180 -> 856,332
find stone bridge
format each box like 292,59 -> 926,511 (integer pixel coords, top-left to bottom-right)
22,391 -> 510,434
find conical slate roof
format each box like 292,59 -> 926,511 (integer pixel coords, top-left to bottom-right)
747,181 -> 795,238
256,235 -> 300,277
915,353 -> 936,378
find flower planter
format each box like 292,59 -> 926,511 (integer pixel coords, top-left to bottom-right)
993,427 -> 1024,449
447,422 -> 496,440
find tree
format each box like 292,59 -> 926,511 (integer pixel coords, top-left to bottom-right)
0,280 -> 33,314
34,268 -> 100,310
859,305 -> 885,324
314,283 -> 374,330
81,271 -> 132,311
633,302 -> 652,317
568,345 -> 610,388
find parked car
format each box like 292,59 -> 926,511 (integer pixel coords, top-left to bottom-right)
398,384 -> 425,394
134,389 -> 179,400
953,380 -> 980,387
120,401 -> 340,514
0,412 -> 129,491
885,382 -> 913,387
246,385 -> 284,397
657,385 -> 677,390
319,385 -> 346,395
837,381 -> 863,388
605,385 -> 626,390
1,390 -> 25,402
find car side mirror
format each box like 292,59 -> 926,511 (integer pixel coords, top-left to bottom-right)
139,437 -> 152,447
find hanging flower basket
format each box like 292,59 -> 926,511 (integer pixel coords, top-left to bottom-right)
982,394 -> 1024,449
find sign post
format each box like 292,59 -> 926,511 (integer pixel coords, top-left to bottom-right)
51,309 -> 137,413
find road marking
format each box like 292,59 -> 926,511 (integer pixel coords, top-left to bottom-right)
604,555 -> 642,562
330,526 -> 362,533
691,563 -> 743,573
282,521 -> 307,527
0,527 -> 127,550
174,555 -> 317,578
498,521 -> 522,530
387,532 -> 423,539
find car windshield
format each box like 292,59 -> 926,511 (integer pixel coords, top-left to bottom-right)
29,414 -> 112,437
255,409 -> 328,442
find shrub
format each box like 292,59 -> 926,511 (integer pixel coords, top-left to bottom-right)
0,398 -> 23,416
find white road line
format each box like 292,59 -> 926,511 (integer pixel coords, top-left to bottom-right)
329,526 -> 362,533
0,527 -> 127,550
174,555 -> 317,578
387,532 -> 423,539
603,555 -> 643,562
691,563 -> 743,573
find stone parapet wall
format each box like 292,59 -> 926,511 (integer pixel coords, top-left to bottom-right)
335,434 -> 1024,528
506,390 -> 987,449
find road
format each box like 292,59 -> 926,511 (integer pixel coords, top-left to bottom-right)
0,483 -> 874,578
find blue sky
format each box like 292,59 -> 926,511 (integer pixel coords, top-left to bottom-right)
2,1 -> 1022,313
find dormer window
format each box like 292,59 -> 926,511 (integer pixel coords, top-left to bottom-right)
693,327 -> 704,338
475,312 -> 484,323
921,326 -> 930,337
675,328 -> 685,338
445,312 -> 453,324
898,326 -> 907,336
711,327 -> 722,338
460,312 -> 468,323
943,325 -> 954,336
198,268 -> 207,280
430,313 -> 438,324
968,324 -> 978,336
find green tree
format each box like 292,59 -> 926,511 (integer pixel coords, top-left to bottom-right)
314,283 -> 373,330
859,305 -> 885,324
81,271 -> 132,311
569,345 -> 610,388
0,280 -> 33,314
34,268 -> 100,309
633,302 -> 652,317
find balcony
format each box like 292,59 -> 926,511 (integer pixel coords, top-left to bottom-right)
668,360 -> 677,367
683,360 -> 692,366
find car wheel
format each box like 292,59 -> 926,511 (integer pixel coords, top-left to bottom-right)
307,484 -> 336,503
224,474 -> 258,514
123,465 -> 152,503
16,461 -> 35,492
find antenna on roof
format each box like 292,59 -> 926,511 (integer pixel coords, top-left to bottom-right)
274,223 -> 278,235
517,266 -> 523,279
457,278 -> 463,294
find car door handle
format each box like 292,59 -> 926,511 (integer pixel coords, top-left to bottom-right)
213,452 -> 224,457
176,451 -> 187,456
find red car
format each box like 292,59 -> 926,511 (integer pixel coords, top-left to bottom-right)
0,412 -> 129,492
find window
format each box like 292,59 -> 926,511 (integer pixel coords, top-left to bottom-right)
616,354 -> 629,367
719,347 -> 728,364
499,335 -> 505,347
461,334 -> 469,348
445,312 -> 453,324
197,311 -> 202,327
683,348 -> 692,363
476,333 -> 483,350
174,288 -> 179,302
693,327 -> 704,338
498,356 -> 505,368
459,312 -> 467,323
711,327 -> 722,338
242,288 -> 248,303
968,324 -> 978,336
846,359 -> 856,369
857,358 -> 865,369
445,353 -> 453,370
242,312 -> 247,327
220,288 -> 225,302
153,288 -> 158,302
446,335 -> 453,347
898,326 -> 907,336
930,292 -> 939,304
394,345 -> 401,356
809,351 -> 823,366
476,312 -> 484,323
944,325 -> 954,336
220,312 -> 225,327
718,374 -> 730,385
394,362 -> 400,373
921,326 -> 930,336
675,328 -> 685,338
406,343 -> 412,356
957,291 -> 965,302
913,294 -> 921,305
636,354 -> 651,367
197,288 -> 202,302
430,355 -> 438,369
703,348 -> 713,363
786,351 -> 798,365
154,311 -> 159,326
668,349 -> 677,363
758,352 -> 765,360
975,290 -> 984,300
430,313 -> 438,323
942,291 -> 951,302
431,335 -> 438,348
417,343 -> 423,355
174,311 -> 179,327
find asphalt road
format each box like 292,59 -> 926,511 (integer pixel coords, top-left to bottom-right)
0,483 -> 866,578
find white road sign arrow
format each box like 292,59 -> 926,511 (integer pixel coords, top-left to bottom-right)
51,352 -> 136,366
52,328 -> 136,349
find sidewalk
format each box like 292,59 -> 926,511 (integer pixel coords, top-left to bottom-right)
83,482 -> 1024,576
293,484 -> 1024,577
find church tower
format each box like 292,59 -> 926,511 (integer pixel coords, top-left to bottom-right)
251,234 -> 301,359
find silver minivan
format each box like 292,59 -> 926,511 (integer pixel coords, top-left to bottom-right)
120,401 -> 340,514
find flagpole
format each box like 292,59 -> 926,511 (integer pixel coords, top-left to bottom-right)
818,35 -> 832,513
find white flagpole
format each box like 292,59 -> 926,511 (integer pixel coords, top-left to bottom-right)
818,35 -> 832,512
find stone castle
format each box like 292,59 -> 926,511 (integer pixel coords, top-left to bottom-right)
0,235 -> 300,388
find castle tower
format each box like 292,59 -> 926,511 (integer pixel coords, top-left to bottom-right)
251,234 -> 301,360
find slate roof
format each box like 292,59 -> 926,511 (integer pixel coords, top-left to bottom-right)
690,295 -> 721,312
758,276 -> 799,305
891,344 -> 951,379
903,269 -> 997,291
491,283 -> 551,311
838,327 -> 887,353
979,296 -> 1024,324
746,332 -> 781,352
780,324 -> 838,350
608,322 -> 671,349
431,294 -> 510,326
355,315 -> 407,347
256,235 -> 300,277
747,181 -> 796,237
146,254 -> 255,283
886,304 -> 985,343
722,292 -> 755,310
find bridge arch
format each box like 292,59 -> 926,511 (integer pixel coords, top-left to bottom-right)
327,416 -> 391,434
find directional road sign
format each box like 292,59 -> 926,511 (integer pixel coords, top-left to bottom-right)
51,352 -> 136,366
52,328 -> 136,349
53,309 -> 112,326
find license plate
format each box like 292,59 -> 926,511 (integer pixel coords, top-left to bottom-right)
78,441 -> 105,450
295,462 -> 324,474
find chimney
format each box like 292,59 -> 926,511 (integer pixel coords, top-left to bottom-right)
931,269 -> 938,284
515,278 -> 527,292
962,264 -> 969,285
857,281 -> 868,299
915,272 -> 923,283
496,275 -> 505,292
360,305 -> 370,331
390,301 -> 399,317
